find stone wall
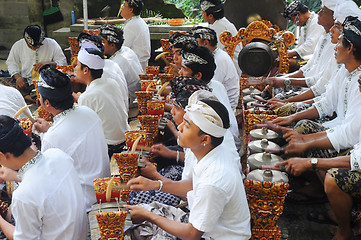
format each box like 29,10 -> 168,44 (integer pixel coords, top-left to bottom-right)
0,0 -> 183,50
0,0 -> 30,49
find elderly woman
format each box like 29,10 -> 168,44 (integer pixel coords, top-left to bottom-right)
124,95 -> 250,240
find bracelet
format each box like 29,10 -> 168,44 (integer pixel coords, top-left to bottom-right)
176,151 -> 180,163
157,180 -> 163,191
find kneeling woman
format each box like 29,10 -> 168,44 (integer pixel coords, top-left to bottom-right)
125,98 -> 251,239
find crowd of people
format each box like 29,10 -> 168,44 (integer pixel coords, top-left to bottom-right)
0,0 -> 360,239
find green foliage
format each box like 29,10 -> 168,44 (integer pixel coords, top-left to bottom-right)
165,0 -> 202,20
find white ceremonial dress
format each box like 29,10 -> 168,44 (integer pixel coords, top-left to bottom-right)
209,17 -> 242,76
207,79 -> 241,149
213,48 -> 240,112
79,77 -> 130,145
314,65 -> 361,152
0,84 -> 32,118
187,144 -> 251,240
110,48 -> 142,107
123,16 -> 151,72
300,32 -> 335,86
6,38 -> 66,83
41,106 -> 111,211
294,12 -> 324,59
103,59 -> 129,111
12,149 -> 87,240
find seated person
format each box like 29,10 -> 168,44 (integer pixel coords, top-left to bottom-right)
125,98 -> 251,239
0,84 -> 32,118
120,0 -> 150,72
33,64 -> 110,212
273,16 -> 361,160
269,16 -> 361,205
100,24 -> 143,108
190,26 -> 240,112
264,2 -> 336,99
129,76 -> 211,206
0,115 -> 87,239
168,32 -> 198,77
276,128 -> 361,240
200,0 -> 242,76
75,34 -> 129,112
283,1 -> 324,68
75,45 -> 130,158
180,44 -> 241,149
268,1 -> 361,114
6,25 -> 67,102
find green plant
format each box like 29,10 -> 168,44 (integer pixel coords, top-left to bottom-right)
165,0 -> 202,20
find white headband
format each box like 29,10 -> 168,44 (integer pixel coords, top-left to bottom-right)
334,1 -> 361,24
78,47 -> 104,70
182,52 -> 208,65
185,101 -> 227,138
321,0 -> 340,11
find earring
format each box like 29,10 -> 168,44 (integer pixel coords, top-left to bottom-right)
203,143 -> 206,147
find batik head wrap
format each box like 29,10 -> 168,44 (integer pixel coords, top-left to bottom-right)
181,45 -> 216,83
283,1 -> 304,19
334,1 -> 361,24
190,26 -> 217,42
342,16 -> 361,51
200,0 -> 223,14
77,32 -> 104,52
38,64 -> 73,102
23,25 -> 45,47
100,24 -> 124,45
169,76 -> 211,109
169,32 -> 198,49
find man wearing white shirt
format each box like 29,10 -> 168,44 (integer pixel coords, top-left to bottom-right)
0,84 -> 32,118
283,1 -> 324,63
100,24 -> 143,108
180,44 -> 241,149
125,98 -> 250,239
200,0 -> 242,77
121,0 -> 150,72
265,0 -> 336,92
273,16 -> 361,159
33,64 -> 110,212
277,129 -> 361,240
6,25 -> 66,101
267,2 -> 361,112
76,46 -> 130,158
0,115 -> 87,239
191,26 -> 240,112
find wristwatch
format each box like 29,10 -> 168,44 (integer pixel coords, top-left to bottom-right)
311,158 -> 318,170
284,78 -> 291,86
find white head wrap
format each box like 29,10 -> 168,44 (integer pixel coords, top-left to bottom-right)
78,43 -> 104,70
321,0 -> 342,11
185,91 -> 227,138
334,1 -> 361,24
